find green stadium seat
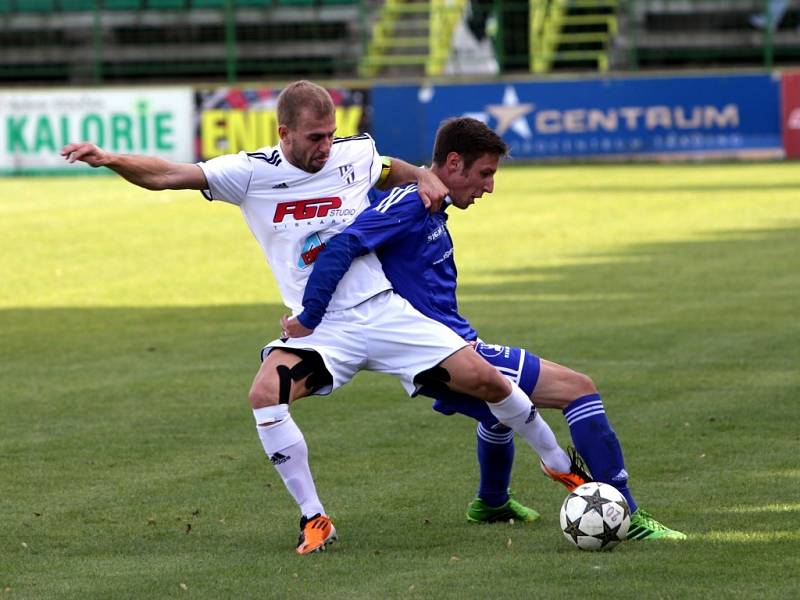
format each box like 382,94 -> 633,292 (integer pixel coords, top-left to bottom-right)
276,0 -> 314,6
191,0 -> 271,6
15,0 -> 56,11
61,0 -> 96,10
104,0 -> 142,8
147,0 -> 184,8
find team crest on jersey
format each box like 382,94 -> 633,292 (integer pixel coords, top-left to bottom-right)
476,343 -> 507,359
298,233 -> 326,268
338,164 -> 355,185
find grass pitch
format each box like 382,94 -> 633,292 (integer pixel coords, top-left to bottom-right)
1,163 -> 799,599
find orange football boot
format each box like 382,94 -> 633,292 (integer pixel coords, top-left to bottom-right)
296,513 -> 337,555
540,447 -> 592,491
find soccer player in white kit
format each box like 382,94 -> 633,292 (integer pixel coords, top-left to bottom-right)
61,81 -> 556,555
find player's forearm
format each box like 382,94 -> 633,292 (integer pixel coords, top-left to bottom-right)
104,153 -> 186,191
381,157 -> 426,189
298,233 -> 364,329
382,157 -> 447,211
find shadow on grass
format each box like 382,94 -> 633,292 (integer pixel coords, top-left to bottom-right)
1,225 -> 797,406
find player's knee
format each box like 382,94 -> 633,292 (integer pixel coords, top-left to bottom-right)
572,371 -> 598,397
560,371 -> 598,408
248,375 -> 281,409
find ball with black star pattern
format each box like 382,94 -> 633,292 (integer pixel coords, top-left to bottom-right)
559,482 -> 630,551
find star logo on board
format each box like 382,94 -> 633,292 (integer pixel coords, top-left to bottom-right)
486,86 -> 534,139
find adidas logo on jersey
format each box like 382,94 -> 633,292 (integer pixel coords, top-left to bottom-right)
272,182 -> 289,189
270,452 -> 291,465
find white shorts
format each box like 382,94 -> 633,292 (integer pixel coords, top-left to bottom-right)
262,291 -> 468,396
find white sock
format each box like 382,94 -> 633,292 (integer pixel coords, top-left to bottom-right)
255,407 -> 325,518
486,385 -> 571,472
527,413 -> 571,472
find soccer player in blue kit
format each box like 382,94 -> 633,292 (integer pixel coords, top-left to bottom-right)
283,117 -> 686,541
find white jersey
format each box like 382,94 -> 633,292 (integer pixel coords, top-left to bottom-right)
198,134 -> 391,314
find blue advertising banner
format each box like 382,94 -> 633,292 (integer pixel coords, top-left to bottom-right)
371,74 -> 782,163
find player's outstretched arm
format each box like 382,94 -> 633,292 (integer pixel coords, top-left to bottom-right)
61,142 -> 207,191
382,158 -> 447,211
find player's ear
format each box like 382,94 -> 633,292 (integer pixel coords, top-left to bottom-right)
445,151 -> 462,174
278,123 -> 290,142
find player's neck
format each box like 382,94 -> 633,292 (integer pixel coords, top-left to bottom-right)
429,165 -> 448,186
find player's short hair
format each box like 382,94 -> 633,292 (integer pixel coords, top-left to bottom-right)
277,81 -> 335,129
432,117 -> 508,170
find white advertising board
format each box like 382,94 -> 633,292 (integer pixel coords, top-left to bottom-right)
0,87 -> 194,173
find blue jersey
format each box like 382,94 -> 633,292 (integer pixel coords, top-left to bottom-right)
299,184 -> 477,341
299,184 -> 542,425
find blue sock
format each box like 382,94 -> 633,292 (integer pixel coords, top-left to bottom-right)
476,422 -> 514,507
563,394 -> 638,513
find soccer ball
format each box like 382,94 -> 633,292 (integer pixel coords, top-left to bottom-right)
560,482 -> 630,551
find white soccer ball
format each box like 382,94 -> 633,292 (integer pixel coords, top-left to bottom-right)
559,482 -> 630,551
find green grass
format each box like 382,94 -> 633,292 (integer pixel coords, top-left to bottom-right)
1,163 -> 799,599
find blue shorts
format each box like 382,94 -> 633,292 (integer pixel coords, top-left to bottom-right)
420,341 -> 540,425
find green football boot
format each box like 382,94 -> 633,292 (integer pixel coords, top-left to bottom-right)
466,496 -> 541,523
627,508 -> 687,541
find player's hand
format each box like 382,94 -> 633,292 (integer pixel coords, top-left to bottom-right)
60,142 -> 110,168
281,314 -> 313,338
415,167 -> 448,212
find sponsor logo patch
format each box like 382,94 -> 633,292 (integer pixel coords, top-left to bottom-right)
273,197 -> 342,223
298,233 -> 326,268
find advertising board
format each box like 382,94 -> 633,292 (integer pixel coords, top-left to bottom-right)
0,88 -> 194,173
371,75 -> 783,163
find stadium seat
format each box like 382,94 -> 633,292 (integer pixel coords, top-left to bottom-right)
104,0 -> 143,8
276,0 -> 315,6
147,0 -> 184,8
190,0 -> 271,6
14,0 -> 56,11
61,0 -> 96,9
